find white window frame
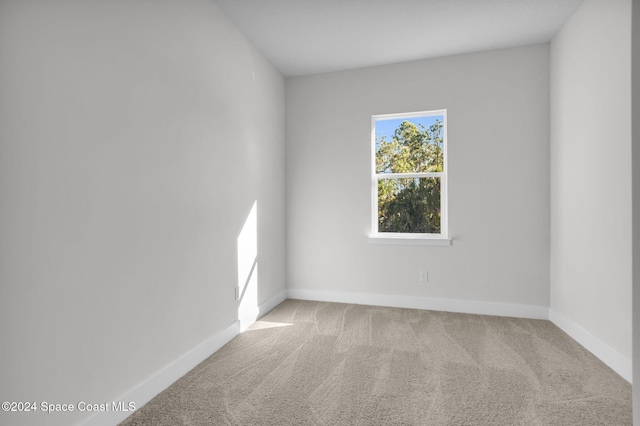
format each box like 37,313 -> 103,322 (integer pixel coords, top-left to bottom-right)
369,109 -> 450,245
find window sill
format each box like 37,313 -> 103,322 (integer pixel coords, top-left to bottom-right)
368,234 -> 452,246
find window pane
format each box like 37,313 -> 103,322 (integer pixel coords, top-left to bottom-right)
375,116 -> 444,174
377,177 -> 441,233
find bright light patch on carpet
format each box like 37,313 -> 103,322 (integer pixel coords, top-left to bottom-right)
246,321 -> 293,331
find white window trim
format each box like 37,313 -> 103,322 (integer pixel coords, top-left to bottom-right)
370,109 -> 450,245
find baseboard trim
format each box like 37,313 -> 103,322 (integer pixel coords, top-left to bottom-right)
81,289 -> 630,425
259,290 -> 287,317
549,309 -> 632,383
82,320 -> 240,426
286,289 -> 549,320
82,290 -> 287,426
286,289 -> 631,383
239,290 -> 288,331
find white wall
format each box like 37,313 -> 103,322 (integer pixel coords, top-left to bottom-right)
286,45 -> 550,311
0,1 -> 285,425
550,0 -> 632,367
632,0 -> 640,420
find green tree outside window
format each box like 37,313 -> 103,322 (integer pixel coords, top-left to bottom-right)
375,116 -> 445,234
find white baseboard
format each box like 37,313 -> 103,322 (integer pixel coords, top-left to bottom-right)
240,290 -> 288,331
259,290 -> 287,317
287,289 -> 631,384
82,289 -> 287,426
81,320 -> 240,426
549,309 -> 632,383
81,288 -> 630,426
286,289 -> 550,320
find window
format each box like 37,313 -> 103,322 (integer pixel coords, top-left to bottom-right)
370,110 -> 449,244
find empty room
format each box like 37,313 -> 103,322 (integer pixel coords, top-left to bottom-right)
1,0 -> 639,425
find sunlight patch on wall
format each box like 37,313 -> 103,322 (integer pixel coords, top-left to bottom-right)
237,201 -> 259,331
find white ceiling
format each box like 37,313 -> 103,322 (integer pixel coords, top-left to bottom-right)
213,0 -> 585,77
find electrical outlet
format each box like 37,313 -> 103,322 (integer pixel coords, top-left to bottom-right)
419,270 -> 428,282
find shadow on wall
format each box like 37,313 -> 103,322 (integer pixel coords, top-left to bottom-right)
237,201 -> 259,330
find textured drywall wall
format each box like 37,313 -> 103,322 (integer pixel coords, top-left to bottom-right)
632,0 -> 640,419
286,44 -> 550,308
0,1 -> 285,424
550,0 -> 632,363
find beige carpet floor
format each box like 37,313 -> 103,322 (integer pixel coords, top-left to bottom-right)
120,299 -> 632,425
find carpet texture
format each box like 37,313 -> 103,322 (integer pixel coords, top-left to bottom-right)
120,299 -> 632,425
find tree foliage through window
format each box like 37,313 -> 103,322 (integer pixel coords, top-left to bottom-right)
375,118 -> 444,233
